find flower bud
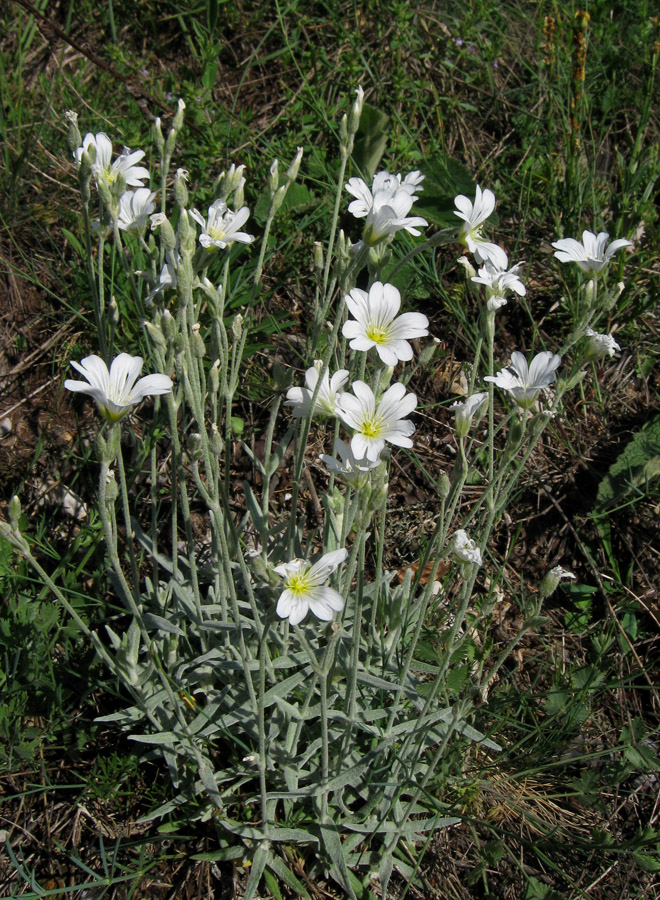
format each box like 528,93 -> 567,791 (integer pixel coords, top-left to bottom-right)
191,322 -> 206,358
314,241 -> 324,274
209,359 -> 221,394
269,159 -> 279,196
188,432 -> 203,459
109,295 -> 119,329
233,176 -> 245,210
153,117 -> 165,153
210,423 -> 223,456
539,565 -> 575,600
436,471 -> 451,499
162,309 -> 177,342
9,495 -> 22,531
105,469 -> 119,504
174,168 -> 189,208
286,146 -> 303,182
65,111 -> 82,156
348,85 -> 365,135
142,318 -> 167,350
151,213 -> 176,251
232,313 -> 244,341
173,98 -> 186,133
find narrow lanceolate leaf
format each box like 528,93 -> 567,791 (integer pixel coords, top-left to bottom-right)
242,844 -> 271,900
129,731 -> 179,745
320,824 -> 358,900
267,855 -> 312,900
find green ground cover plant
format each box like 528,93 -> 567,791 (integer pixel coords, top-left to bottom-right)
1,1 -> 659,898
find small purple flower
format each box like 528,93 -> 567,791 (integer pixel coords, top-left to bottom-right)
166,92 -> 173,101
454,37 -> 464,47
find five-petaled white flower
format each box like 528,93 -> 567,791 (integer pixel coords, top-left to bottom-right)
75,133 -> 150,188
451,529 -> 483,569
117,188 -> 157,232
584,327 -> 621,360
471,261 -> 526,311
274,548 -> 348,626
284,362 -> 349,418
319,438 -> 382,486
454,185 -> 508,269
552,230 -> 632,276
336,381 -> 417,462
346,170 -> 427,246
342,282 -> 429,365
65,353 -> 173,422
485,350 -> 561,409
190,200 -> 255,250
452,392 -> 488,438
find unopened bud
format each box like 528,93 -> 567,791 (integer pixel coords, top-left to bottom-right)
142,319 -> 166,350
210,423 -> 223,455
65,111 -> 82,156
9,495 -> 21,531
174,168 -> 189,208
314,241 -> 324,273
109,296 -> 119,328
539,565 -> 576,600
348,85 -> 365,135
269,159 -> 279,196
286,147 -> 303,182
153,117 -> 165,153
232,313 -> 244,341
105,469 -> 119,504
209,359 -> 221,394
188,432 -> 203,459
151,213 -> 176,251
437,471 -> 451,499
191,323 -> 206,358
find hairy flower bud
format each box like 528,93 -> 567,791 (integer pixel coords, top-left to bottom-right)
65,110 -> 82,156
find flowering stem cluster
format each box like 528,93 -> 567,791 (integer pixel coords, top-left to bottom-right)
4,91 -> 634,900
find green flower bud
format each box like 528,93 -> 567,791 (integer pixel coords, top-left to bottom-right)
174,168 -> 189,208
210,423 -> 223,456
9,495 -> 22,531
153,117 -> 165,153
151,213 -> 176,251
286,146 -> 303,182
191,323 -> 206,359
65,111 -> 82,156
539,565 -> 575,600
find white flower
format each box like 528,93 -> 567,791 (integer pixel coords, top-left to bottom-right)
274,548 -> 348,626
336,381 -> 417,462
452,392 -> 488,438
346,170 -> 427,245
585,327 -> 621,360
284,362 -> 349,418
451,529 -> 482,568
454,185 -> 508,269
471,261 -> 526,311
485,350 -> 561,409
552,230 -> 632,276
75,133 -> 150,188
117,188 -> 157,232
319,439 -> 382,486
65,353 -> 173,422
342,282 -> 429,365
190,200 -> 255,250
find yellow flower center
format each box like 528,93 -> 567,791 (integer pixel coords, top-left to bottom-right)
366,324 -> 389,345
286,571 -> 312,597
208,226 -> 227,242
360,414 -> 383,439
